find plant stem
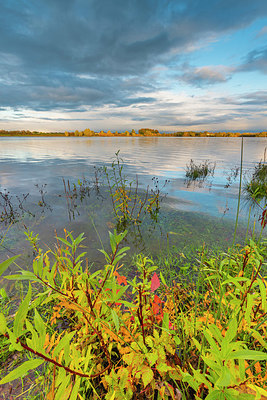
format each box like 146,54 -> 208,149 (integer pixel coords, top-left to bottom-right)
232,137 -> 243,246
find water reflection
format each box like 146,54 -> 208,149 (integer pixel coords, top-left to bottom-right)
0,137 -> 266,217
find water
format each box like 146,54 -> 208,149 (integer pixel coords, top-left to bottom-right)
0,136 -> 266,270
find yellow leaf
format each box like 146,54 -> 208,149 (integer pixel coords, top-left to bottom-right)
141,366 -> 154,388
109,392 -> 116,400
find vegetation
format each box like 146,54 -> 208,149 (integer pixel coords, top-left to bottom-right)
0,129 -> 266,138
185,159 -> 216,182
244,162 -> 267,205
102,152 -> 167,227
0,147 -> 267,399
244,155 -> 267,230
0,228 -> 266,399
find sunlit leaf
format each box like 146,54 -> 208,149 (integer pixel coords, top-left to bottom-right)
0,359 -> 44,384
0,255 -> 20,277
151,272 -> 160,292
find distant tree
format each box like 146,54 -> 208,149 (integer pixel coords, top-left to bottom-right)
84,128 -> 94,136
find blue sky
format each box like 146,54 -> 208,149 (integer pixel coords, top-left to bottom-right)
0,0 -> 266,132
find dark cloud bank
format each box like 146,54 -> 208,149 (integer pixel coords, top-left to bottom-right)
0,0 -> 266,129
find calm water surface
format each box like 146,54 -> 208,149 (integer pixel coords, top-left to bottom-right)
0,137 -> 266,269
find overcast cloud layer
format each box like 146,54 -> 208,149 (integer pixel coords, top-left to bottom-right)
0,0 -> 267,131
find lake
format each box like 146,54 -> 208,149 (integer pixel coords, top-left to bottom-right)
0,136 -> 266,270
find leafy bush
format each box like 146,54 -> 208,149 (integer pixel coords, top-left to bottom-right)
0,231 -> 267,399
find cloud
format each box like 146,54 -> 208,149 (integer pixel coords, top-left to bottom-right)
180,65 -> 233,87
256,25 -> 267,37
238,47 -> 267,74
0,0 -> 266,130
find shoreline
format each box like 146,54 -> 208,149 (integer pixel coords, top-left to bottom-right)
0,131 -> 266,138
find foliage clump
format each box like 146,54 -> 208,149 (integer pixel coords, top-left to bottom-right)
185,159 -> 215,182
244,161 -> 267,205
0,229 -> 267,399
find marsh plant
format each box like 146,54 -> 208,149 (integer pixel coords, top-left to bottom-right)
0,228 -> 267,399
243,152 -> 267,230
185,159 -> 216,187
244,161 -> 267,205
0,190 -> 34,224
103,151 -> 167,227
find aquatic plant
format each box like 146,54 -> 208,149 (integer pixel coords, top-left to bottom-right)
244,161 -> 267,205
0,190 -> 34,224
185,159 -> 215,185
103,151 -> 167,227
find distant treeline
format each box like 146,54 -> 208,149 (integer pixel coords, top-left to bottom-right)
0,128 -> 266,137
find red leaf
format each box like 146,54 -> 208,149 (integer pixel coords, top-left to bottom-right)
259,209 -> 267,229
152,303 -> 160,315
151,273 -> 160,292
154,294 -> 162,304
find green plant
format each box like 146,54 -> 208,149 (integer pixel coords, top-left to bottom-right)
0,230 -> 182,399
185,159 -> 216,182
0,231 -> 267,399
103,151 -> 166,227
244,154 -> 267,207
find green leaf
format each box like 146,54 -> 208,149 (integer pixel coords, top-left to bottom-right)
53,332 -> 76,358
0,313 -> 7,334
6,327 -> 23,351
162,313 -> 169,331
0,288 -> 8,299
224,318 -> 237,344
238,359 -> 245,382
141,366 -> 153,387
119,300 -> 136,309
69,377 -> 81,400
0,255 -> 20,277
205,390 -> 227,400
258,279 -> 267,312
109,231 -> 116,253
111,309 -> 120,333
203,330 -> 220,358
55,371 -> 71,400
98,249 -> 111,263
26,320 -> 39,350
216,366 -> 232,387
14,283 -> 32,338
57,236 -> 72,247
228,350 -> 267,360
244,294 -> 254,326
116,247 -> 130,256
0,359 -> 44,384
34,309 -> 46,347
160,272 -> 167,286
6,271 -> 39,281
146,352 -> 158,367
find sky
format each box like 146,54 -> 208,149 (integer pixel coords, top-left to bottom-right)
0,0 -> 267,133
